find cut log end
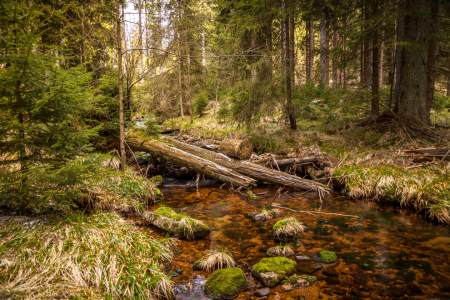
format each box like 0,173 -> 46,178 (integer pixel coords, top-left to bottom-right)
219,139 -> 253,160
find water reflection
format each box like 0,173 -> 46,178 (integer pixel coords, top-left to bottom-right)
147,179 -> 450,299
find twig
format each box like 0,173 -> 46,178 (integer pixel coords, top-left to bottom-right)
265,187 -> 283,209
124,141 -> 143,176
271,203 -> 359,218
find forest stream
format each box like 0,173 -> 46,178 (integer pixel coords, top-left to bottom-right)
134,179 -> 450,300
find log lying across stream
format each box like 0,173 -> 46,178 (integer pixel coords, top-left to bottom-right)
128,136 -> 331,192
127,138 -> 257,188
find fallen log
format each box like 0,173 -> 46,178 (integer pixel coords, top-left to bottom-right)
165,137 -> 332,192
219,139 -> 253,160
127,137 -> 257,188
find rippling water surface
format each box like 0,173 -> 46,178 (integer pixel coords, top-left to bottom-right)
145,179 -> 450,299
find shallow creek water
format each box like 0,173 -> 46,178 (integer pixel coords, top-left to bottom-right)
144,179 -> 450,300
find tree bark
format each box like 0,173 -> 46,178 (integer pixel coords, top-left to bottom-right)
138,0 -> 144,82
166,138 -> 332,192
308,19 -> 314,80
319,7 -> 329,87
116,0 -> 126,171
397,0 -> 431,125
219,139 -> 253,160
371,1 -> 380,118
178,0 -> 184,119
393,0 -> 404,113
426,0 -> 443,122
332,19 -> 338,87
127,138 -> 257,188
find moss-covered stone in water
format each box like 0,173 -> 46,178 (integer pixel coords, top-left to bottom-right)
299,275 -> 317,283
204,267 -> 248,299
319,250 -> 337,263
251,257 -> 296,287
154,206 -> 182,220
273,220 -> 286,230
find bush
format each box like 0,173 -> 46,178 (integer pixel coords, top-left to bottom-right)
194,91 -> 210,116
144,117 -> 161,135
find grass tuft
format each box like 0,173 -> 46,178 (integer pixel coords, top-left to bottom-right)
267,243 -> 294,257
197,248 -> 236,273
334,165 -> 450,224
0,212 -> 176,299
273,216 -> 306,238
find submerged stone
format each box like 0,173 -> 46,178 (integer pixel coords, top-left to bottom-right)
319,250 -> 337,263
142,207 -> 210,240
204,267 -> 248,299
251,257 -> 296,287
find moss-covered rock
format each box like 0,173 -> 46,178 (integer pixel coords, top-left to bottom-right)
280,274 -> 316,291
319,250 -> 337,263
204,267 -> 248,299
272,217 -> 306,240
142,207 -> 210,240
251,257 -> 296,287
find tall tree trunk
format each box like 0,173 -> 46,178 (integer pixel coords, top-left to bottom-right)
393,0 -> 404,113
364,2 -> 372,89
360,10 -> 364,85
116,0 -> 126,171
122,4 -> 127,77
379,0 -> 385,86
178,0 -> 184,119
319,7 -> 329,87
447,74 -> 450,97
281,0 -> 296,129
289,14 -> 295,86
187,51 -> 193,124
371,1 -> 380,118
308,19 -> 314,80
138,0 -> 144,81
426,0 -> 443,121
332,19 -> 338,87
397,0 -> 431,125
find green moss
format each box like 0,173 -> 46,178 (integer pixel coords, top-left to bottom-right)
273,220 -> 286,230
319,250 -> 337,263
205,267 -> 248,299
219,203 -> 229,207
151,175 -> 163,186
251,257 -> 296,283
154,206 -> 183,220
300,275 -> 317,283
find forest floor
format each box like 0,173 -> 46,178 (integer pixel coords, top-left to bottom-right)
161,111 -> 450,224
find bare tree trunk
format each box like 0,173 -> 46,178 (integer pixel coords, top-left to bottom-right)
360,10 -> 364,85
393,0 -> 404,113
332,19 -> 338,87
282,0 -> 296,129
138,0 -> 144,81
201,25 -> 206,67
178,0 -> 184,119
305,22 -> 309,81
397,0 -> 431,125
289,14 -> 295,86
379,0 -> 385,86
319,7 -> 329,87
116,0 -> 126,171
187,51 -> 193,123
426,0 -> 443,122
371,1 -> 380,118
364,2 -> 372,89
308,19 -> 314,80
122,4 -> 127,77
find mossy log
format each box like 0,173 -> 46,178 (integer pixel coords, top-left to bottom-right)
127,137 -> 256,188
165,137 -> 332,192
219,139 -> 253,160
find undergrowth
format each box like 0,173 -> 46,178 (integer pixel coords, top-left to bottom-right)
0,212 -> 176,299
334,165 -> 450,224
0,154 -> 159,214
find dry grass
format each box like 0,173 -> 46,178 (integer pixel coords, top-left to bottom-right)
259,208 -> 281,219
197,249 -> 236,273
0,212 -> 176,299
267,244 -> 294,257
273,216 -> 306,238
334,165 -> 450,224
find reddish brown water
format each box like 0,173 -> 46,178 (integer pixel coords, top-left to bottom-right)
145,179 -> 450,300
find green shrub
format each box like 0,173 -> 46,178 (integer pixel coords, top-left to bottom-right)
194,91 -> 210,117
